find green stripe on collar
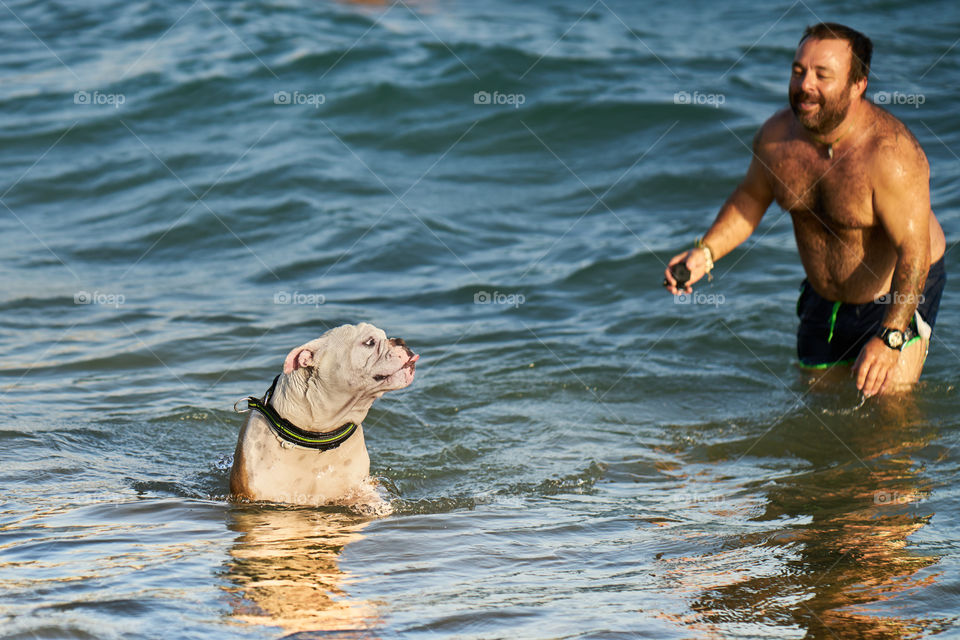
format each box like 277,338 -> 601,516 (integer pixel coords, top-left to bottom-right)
246,375 -> 358,451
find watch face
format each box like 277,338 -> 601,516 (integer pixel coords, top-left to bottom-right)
886,331 -> 904,348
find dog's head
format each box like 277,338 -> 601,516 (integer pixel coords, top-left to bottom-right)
271,323 -> 418,430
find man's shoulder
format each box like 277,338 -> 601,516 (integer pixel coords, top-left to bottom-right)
863,102 -> 927,170
752,108 -> 793,149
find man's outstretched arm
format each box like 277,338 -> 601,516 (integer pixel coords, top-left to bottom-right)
664,134 -> 775,293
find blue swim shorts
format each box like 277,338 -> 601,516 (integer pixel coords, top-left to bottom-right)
796,257 -> 946,368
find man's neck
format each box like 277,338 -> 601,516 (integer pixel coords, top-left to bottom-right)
801,98 -> 866,159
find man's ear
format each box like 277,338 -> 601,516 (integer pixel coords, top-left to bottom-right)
283,346 -> 315,374
852,76 -> 868,101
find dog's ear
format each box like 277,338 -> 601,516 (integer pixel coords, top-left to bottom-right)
283,346 -> 315,374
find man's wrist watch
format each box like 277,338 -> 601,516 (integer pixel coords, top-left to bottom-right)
878,326 -> 907,350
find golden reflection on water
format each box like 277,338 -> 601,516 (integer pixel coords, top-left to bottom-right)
222,507 -> 380,637
661,395 -> 945,639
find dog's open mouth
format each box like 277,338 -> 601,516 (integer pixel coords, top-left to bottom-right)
373,354 -> 419,382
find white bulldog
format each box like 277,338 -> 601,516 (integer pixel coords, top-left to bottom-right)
230,323 -> 418,510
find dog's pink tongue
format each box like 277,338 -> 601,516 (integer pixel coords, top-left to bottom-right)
404,353 -> 419,372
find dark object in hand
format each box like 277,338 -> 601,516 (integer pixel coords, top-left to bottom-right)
665,263 -> 690,289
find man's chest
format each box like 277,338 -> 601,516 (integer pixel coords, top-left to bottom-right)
766,150 -> 875,229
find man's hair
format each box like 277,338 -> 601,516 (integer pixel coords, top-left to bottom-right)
799,22 -> 872,84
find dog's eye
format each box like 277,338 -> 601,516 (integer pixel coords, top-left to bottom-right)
363,337 -> 376,347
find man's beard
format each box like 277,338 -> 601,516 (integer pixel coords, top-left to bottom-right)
789,87 -> 851,135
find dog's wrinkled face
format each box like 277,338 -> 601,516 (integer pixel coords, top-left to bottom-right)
282,323 -> 418,399
269,323 -> 418,432
231,323 -> 418,506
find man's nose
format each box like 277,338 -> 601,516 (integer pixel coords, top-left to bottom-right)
799,70 -> 817,94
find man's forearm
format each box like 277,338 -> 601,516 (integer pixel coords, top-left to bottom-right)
883,252 -> 929,330
701,191 -> 764,261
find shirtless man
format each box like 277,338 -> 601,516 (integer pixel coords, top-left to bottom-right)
664,22 -> 946,397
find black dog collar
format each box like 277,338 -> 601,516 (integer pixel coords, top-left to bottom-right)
245,375 -> 358,451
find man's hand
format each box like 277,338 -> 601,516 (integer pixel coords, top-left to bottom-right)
664,249 -> 709,295
853,336 -> 901,397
